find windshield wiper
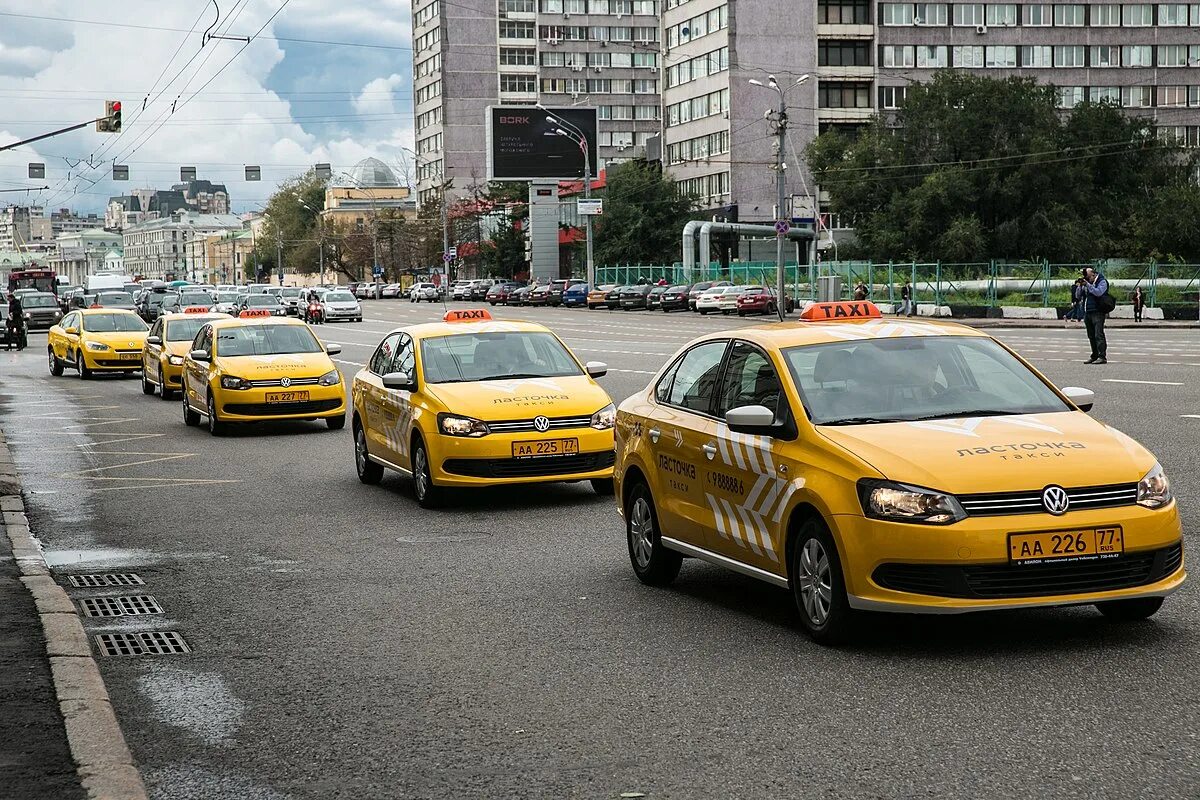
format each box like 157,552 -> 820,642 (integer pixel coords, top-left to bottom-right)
479,372 -> 550,381
906,409 -> 1023,422
820,417 -> 899,426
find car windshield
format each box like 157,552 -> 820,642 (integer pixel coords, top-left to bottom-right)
178,292 -> 213,305
420,331 -> 582,383
97,292 -> 133,304
326,292 -> 355,302
165,318 -> 211,342
246,295 -> 277,307
147,293 -> 176,306
215,292 -> 239,302
23,294 -> 57,308
279,288 -> 302,297
82,312 -> 148,333
783,335 -> 1071,425
216,325 -> 322,356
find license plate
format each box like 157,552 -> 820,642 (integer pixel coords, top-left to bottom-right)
1009,527 -> 1124,564
512,438 -> 579,458
265,390 -> 310,403
118,352 -> 139,361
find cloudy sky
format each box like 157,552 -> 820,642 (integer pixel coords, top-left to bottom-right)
0,0 -> 414,214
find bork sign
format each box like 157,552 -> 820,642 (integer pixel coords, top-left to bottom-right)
487,106 -> 599,181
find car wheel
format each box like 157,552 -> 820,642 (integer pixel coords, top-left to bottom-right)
326,413 -> 346,430
182,384 -> 201,427
699,310 -> 709,315
591,478 -> 614,495
626,481 -> 681,586
355,317 -> 362,323
141,372 -> 155,395
206,392 -> 227,437
411,436 -> 444,509
354,423 -> 383,485
790,518 -> 856,644
1096,597 -> 1164,621
76,351 -> 91,379
738,311 -> 746,317
48,347 -> 64,376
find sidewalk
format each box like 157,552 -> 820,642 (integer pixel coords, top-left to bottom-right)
961,319 -> 1199,329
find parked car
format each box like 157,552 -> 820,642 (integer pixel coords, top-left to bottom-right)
587,284 -> 616,309
19,292 -> 63,329
603,285 -> 627,309
736,286 -> 794,316
695,285 -> 741,315
645,285 -> 668,311
354,284 -> 374,299
659,284 -> 692,312
687,280 -> 732,311
619,284 -> 653,310
485,281 -> 524,305
321,289 -> 363,322
237,294 -> 286,316
562,282 -> 589,307
450,280 -> 473,300
509,285 -> 533,305
545,279 -> 571,306
469,279 -> 497,301
381,283 -> 403,298
409,282 -> 439,302
527,283 -> 553,305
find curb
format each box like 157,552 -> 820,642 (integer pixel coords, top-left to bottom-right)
0,430 -> 149,800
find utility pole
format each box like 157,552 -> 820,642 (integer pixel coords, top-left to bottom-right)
542,107 -> 593,287
440,178 -> 453,280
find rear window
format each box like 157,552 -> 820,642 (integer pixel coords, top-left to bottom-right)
326,292 -> 355,302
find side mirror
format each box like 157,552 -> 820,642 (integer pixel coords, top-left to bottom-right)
146,335 -> 163,346
325,343 -> 342,356
585,360 -> 608,378
188,349 -> 211,362
382,371 -> 415,391
65,326 -> 79,335
1062,386 -> 1094,413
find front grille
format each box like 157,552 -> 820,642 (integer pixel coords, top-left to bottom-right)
223,399 -> 341,416
958,483 -> 1138,517
95,357 -> 142,367
246,377 -> 320,387
443,450 -> 615,478
873,541 -> 1183,599
486,414 -> 594,434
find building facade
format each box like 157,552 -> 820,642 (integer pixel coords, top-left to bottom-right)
173,180 -> 231,215
411,0 -> 663,205
49,209 -> 105,238
47,228 -> 123,286
0,206 -> 54,252
122,212 -> 243,280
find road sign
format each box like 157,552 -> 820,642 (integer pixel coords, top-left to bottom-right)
448,246 -> 457,258
442,253 -> 453,263
245,166 -> 261,181
28,163 -> 44,179
373,264 -> 384,277
774,220 -> 790,235
181,166 -> 197,182
577,199 -> 604,216
112,164 -> 129,181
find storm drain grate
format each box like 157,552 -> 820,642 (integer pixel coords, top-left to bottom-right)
67,574 -> 145,588
95,631 -> 190,656
79,595 -> 164,617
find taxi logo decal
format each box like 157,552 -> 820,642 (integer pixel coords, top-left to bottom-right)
533,415 -> 551,432
906,415 -> 1062,438
443,308 -> 492,322
280,376 -> 292,388
800,301 -> 881,321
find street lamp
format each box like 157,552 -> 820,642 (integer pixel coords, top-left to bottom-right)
747,72 -> 810,321
541,105 -> 593,290
298,199 -> 325,285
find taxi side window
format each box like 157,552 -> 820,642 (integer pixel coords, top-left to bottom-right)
150,319 -> 162,339
661,341 -> 728,415
392,334 -> 416,378
370,333 -> 401,375
62,312 -> 77,330
191,325 -> 211,355
717,341 -> 786,420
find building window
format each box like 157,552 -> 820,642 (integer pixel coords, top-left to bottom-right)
881,45 -> 915,67
953,45 -> 984,67
1122,45 -> 1153,66
818,81 -> 872,107
499,73 -> 537,92
1092,3 -> 1121,24
1122,86 -> 1154,107
879,85 -> 908,108
1157,85 -> 1188,106
916,45 -> 948,67
499,20 -> 534,38
881,3 -> 914,24
416,81 -> 442,104
819,0 -> 871,23
1157,44 -> 1199,66
914,3 -> 948,23
984,45 -> 1016,67
1091,45 -> 1120,67
1089,86 -> 1121,103
952,3 -> 984,24
1158,3 -> 1189,23
985,3 -> 1016,24
1123,3 -> 1155,24
819,40 -> 871,66
1053,45 -> 1086,67
1022,3 -> 1051,24
415,27 -> 441,50
1021,45 -> 1053,67
500,47 -> 536,65
414,1 -> 440,25
1053,4 -> 1084,24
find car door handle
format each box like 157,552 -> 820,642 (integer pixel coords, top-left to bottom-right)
702,442 -> 717,460
648,427 -> 660,443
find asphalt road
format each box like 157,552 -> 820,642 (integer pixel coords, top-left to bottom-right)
2,304 -> 1198,800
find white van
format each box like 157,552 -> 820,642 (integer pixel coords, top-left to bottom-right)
87,274 -> 131,292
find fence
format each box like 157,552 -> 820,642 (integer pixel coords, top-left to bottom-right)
594,260 -> 1200,310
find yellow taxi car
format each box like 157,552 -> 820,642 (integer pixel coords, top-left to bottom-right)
180,314 -> 345,436
351,308 -> 615,508
614,301 -> 1184,643
47,308 -> 149,379
141,309 -> 228,399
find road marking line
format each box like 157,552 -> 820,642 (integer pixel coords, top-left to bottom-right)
1180,415 -> 1200,419
334,358 -> 365,367
1101,379 -> 1184,386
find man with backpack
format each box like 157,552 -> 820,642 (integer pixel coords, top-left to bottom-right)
1081,267 -> 1114,364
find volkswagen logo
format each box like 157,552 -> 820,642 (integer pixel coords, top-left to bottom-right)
280,377 -> 292,388
1042,485 -> 1070,515
533,415 -> 551,433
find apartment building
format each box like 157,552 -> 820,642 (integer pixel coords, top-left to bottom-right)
411,0 -> 663,205
122,211 -> 243,281
0,206 -> 54,252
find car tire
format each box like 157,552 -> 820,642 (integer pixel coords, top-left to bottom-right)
76,351 -> 91,379
1096,597 -> 1164,621
206,392 -> 227,437
48,348 -> 64,376
326,414 -> 346,430
355,317 -> 362,323
141,372 -> 155,395
790,517 -> 856,645
738,311 -> 746,317
591,477 -> 614,495
625,481 -> 681,586
699,310 -> 709,315
411,435 -> 444,509
182,385 -> 201,427
354,423 -> 384,485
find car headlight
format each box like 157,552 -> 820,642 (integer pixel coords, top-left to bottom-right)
590,403 -> 616,430
1136,462 -> 1172,508
857,479 -> 966,525
220,376 -> 250,390
86,341 -> 110,351
438,413 -> 489,437
167,355 -> 185,366
318,369 -> 341,386
23,312 -> 31,319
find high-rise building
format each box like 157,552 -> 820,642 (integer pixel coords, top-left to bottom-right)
0,206 -> 54,252
411,0 -> 663,205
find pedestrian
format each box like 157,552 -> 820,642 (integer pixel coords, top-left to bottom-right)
853,281 -> 868,301
6,292 -> 26,351
1064,278 -> 1086,326
1081,267 -> 1113,364
1133,286 -> 1145,323
898,281 -> 913,316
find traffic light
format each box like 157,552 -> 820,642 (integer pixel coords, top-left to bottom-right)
98,100 -> 121,133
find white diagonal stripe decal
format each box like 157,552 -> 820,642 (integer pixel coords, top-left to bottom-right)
707,493 -> 729,540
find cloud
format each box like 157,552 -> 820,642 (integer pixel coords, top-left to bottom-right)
0,0 -> 414,213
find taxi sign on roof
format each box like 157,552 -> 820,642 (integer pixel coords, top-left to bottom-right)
239,309 -> 272,318
800,301 -> 882,321
184,306 -> 211,314
443,308 -> 492,323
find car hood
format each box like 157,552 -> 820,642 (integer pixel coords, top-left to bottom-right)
423,374 -> 611,422
86,330 -> 149,348
215,352 -> 335,378
816,411 -> 1155,493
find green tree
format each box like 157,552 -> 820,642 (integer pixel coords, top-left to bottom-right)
593,160 -> 696,266
254,170 -> 327,278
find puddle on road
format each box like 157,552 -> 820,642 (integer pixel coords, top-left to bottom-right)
42,546 -> 162,568
396,532 -> 493,543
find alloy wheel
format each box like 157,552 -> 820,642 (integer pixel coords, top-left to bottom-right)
797,538 -> 833,626
629,496 -> 654,569
414,446 -> 429,500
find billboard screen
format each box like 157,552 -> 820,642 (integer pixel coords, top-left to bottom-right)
487,106 -> 599,181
